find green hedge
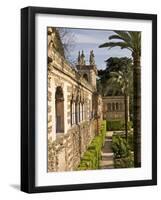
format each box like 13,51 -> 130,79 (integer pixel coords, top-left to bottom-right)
77,120 -> 106,171
106,120 -> 132,131
112,134 -> 134,168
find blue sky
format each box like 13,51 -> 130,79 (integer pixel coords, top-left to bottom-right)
59,28 -> 131,70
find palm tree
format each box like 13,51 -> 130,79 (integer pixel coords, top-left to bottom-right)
99,31 -> 141,167
106,63 -> 133,141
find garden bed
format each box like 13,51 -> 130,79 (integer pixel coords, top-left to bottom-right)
77,120 -> 106,170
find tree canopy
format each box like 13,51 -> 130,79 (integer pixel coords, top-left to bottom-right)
97,57 -> 133,96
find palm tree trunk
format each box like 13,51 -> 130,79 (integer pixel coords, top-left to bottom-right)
133,54 -> 141,167
124,93 -> 128,141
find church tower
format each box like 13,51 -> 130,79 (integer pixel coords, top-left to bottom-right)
76,50 -> 98,89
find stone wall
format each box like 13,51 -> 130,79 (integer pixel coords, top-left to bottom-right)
48,120 -> 97,172
47,27 -> 100,172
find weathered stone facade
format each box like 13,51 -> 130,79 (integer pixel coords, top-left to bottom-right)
102,96 -> 129,121
47,27 -> 101,172
48,120 -> 97,171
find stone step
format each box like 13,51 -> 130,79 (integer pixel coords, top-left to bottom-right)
101,152 -> 113,157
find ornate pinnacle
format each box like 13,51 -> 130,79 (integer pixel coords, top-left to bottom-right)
89,50 -> 95,65
80,50 -> 86,65
77,51 -> 81,65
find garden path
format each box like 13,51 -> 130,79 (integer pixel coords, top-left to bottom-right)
100,132 -> 114,169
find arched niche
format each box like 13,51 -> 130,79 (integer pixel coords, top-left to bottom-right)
112,102 -> 115,111
83,73 -> 88,81
116,102 -> 119,111
107,103 -> 111,111
55,86 -> 64,133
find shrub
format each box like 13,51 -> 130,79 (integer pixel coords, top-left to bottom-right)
106,120 -> 132,131
112,134 -> 134,168
114,152 -> 134,168
112,135 -> 130,158
101,120 -> 107,133
77,120 -> 106,170
127,132 -> 134,151
107,120 -> 122,131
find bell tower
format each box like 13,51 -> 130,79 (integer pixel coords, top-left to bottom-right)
76,50 -> 97,90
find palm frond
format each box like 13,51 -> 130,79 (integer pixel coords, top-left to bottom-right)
114,31 -> 131,43
128,31 -> 141,54
99,42 -> 132,52
108,35 -> 124,40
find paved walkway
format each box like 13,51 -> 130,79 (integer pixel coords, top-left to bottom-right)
100,132 -> 114,169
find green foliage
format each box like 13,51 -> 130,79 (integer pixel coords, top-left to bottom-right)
112,135 -> 130,158
99,31 -> 141,167
99,31 -> 141,57
114,152 -> 134,168
97,57 -> 133,97
112,134 -> 134,168
101,120 -> 107,133
77,121 -> 106,171
106,120 -> 132,131
100,120 -> 106,145
127,132 -> 134,151
126,121 -> 133,130
107,120 -> 122,131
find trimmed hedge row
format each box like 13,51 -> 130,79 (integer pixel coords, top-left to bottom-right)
77,120 -> 106,170
106,120 -> 132,131
112,134 -> 134,168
